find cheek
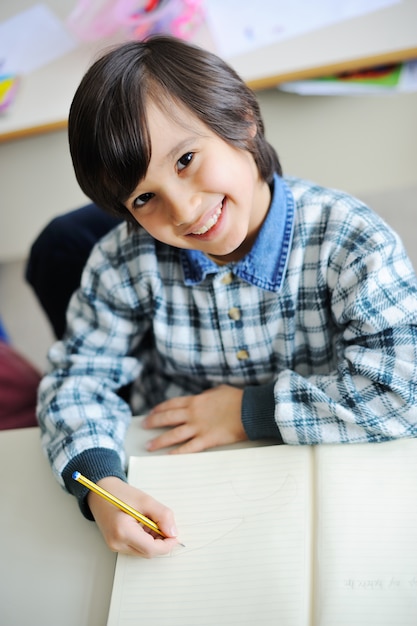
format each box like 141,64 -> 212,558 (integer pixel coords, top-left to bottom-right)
134,212 -> 175,244
200,156 -> 243,190
217,150 -> 257,187
134,213 -> 158,235
127,209 -> 154,234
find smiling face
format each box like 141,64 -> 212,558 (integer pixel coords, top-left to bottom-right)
125,100 -> 271,264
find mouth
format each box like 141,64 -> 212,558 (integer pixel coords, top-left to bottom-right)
189,201 -> 223,236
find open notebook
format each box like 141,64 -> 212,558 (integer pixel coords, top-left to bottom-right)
107,438 -> 417,626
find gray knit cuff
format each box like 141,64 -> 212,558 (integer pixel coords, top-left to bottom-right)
63,448 -> 127,520
242,382 -> 283,443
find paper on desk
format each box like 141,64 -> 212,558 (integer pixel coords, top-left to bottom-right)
0,4 -> 77,75
204,0 -> 401,59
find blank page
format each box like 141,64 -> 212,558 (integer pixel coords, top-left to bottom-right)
315,438 -> 417,626
107,445 -> 313,626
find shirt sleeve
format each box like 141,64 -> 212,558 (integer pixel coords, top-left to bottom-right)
37,232 -> 146,499
273,205 -> 417,445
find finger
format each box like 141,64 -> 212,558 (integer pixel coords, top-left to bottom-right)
128,535 -> 179,558
139,496 -> 179,539
168,432 -> 217,455
144,408 -> 187,429
149,396 -> 191,414
108,513 -> 179,557
146,424 -> 195,451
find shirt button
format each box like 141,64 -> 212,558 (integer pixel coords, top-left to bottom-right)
221,272 -> 233,285
236,349 -> 249,360
228,307 -> 241,321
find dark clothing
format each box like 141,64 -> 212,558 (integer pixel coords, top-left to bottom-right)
25,204 -> 121,338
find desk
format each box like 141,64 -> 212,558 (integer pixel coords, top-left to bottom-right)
0,426 -> 115,626
0,420 -> 155,626
0,420 -> 260,626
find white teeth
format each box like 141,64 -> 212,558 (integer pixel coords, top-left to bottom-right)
192,206 -> 222,235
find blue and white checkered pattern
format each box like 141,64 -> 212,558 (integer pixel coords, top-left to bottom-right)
38,175 -> 417,489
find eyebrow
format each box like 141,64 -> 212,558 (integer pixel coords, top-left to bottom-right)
164,136 -> 197,164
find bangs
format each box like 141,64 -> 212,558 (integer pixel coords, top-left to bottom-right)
95,92 -> 151,206
69,44 -> 154,220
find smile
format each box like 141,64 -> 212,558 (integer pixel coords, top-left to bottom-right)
191,204 -> 223,235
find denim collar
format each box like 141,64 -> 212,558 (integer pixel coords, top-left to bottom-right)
181,174 -> 295,292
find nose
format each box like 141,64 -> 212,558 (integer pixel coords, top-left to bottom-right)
164,183 -> 201,227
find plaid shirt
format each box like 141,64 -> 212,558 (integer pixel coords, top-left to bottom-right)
38,175 -> 417,503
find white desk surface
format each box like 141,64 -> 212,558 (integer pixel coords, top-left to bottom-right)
0,419 -> 159,626
0,419 -> 264,626
1,0 -> 417,142
0,426 -> 115,626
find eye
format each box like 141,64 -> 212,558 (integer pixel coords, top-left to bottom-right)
177,152 -> 194,171
132,192 -> 155,209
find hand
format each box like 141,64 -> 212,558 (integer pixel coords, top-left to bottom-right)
88,476 -> 180,557
143,384 -> 247,454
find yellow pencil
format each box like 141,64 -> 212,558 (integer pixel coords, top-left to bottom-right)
72,471 -> 165,538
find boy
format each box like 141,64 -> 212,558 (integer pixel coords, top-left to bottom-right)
38,36 -> 417,557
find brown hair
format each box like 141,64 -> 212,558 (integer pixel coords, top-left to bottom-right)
68,35 -> 282,224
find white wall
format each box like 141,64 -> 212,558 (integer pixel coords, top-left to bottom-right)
258,89 -> 417,198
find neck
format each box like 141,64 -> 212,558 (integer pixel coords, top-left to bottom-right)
207,254 -> 231,266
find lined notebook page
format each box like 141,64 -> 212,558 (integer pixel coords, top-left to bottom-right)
107,445 -> 313,626
314,438 -> 417,626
